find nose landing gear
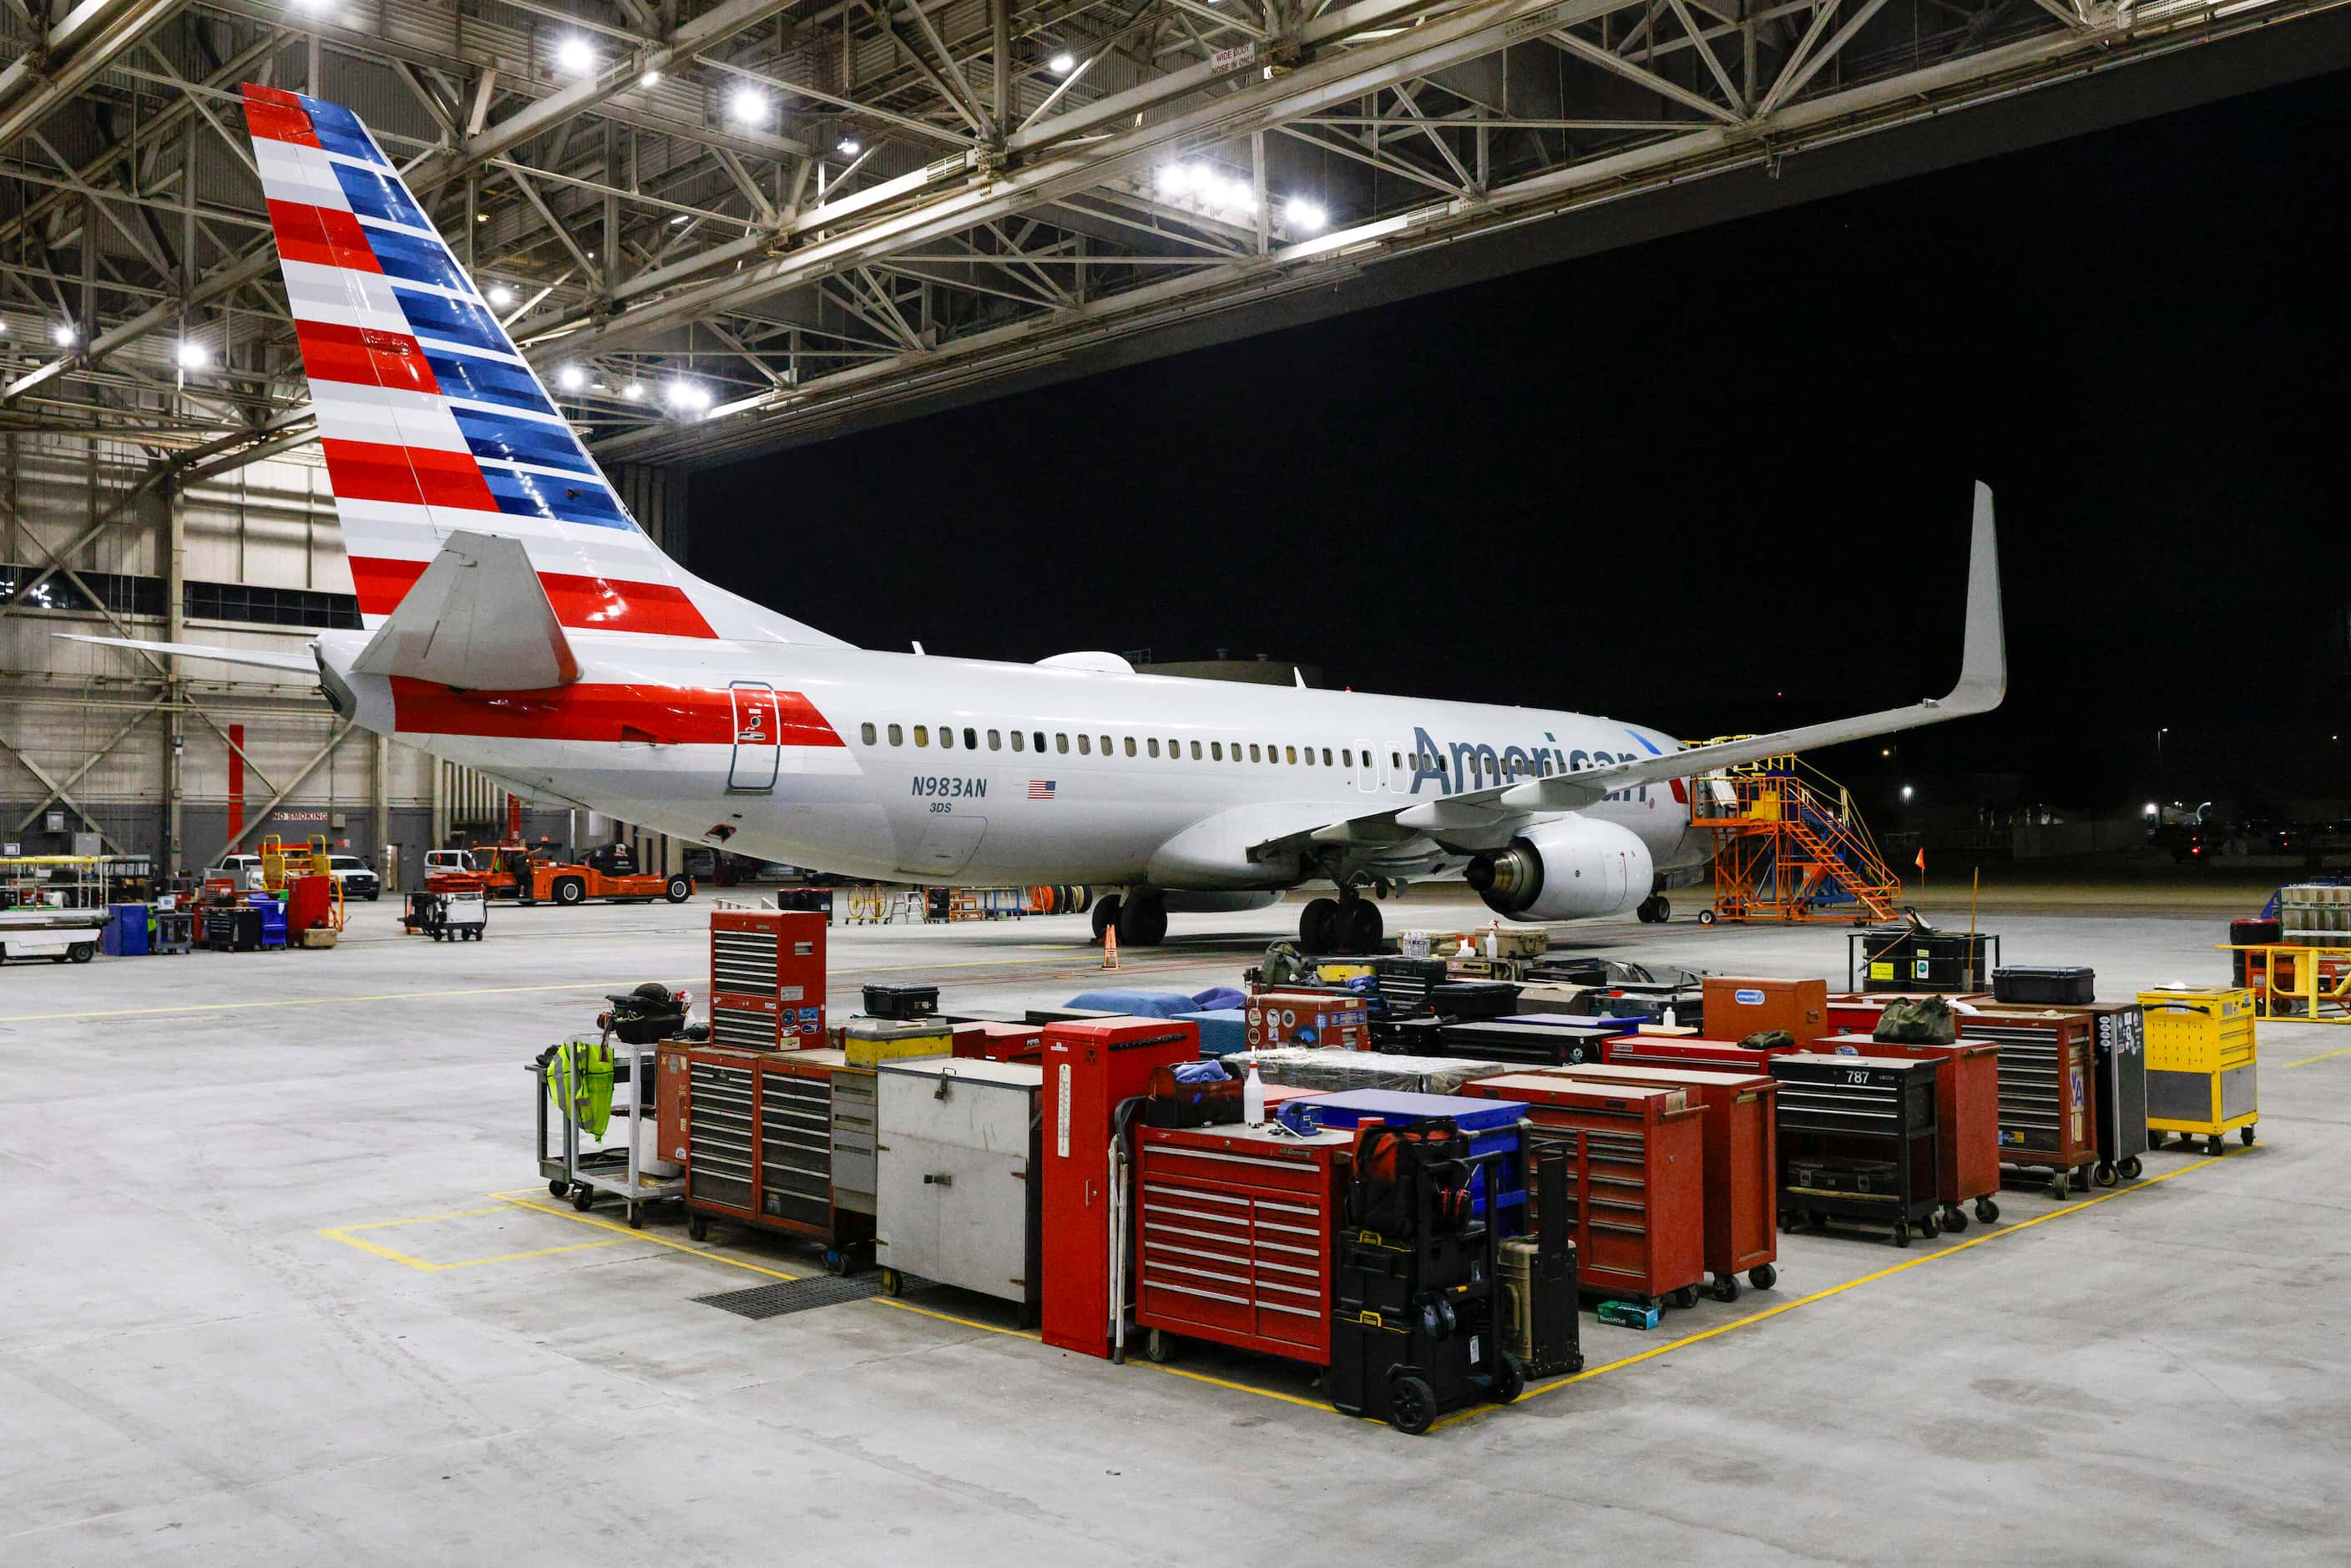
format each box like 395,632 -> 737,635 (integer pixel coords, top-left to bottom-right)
1300,888 -> 1384,954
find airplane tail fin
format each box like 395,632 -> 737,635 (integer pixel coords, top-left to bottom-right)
239,83 -> 846,650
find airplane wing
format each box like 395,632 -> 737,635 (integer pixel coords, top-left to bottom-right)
349,531 -> 580,690
56,634 -> 320,674
1256,481 -> 2006,860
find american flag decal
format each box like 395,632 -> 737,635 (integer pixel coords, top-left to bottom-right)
1028,779 -> 1057,800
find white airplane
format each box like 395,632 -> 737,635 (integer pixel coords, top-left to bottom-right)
68,86 -> 2005,952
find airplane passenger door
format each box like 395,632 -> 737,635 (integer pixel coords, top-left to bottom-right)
728,681 -> 781,793
1352,739 -> 1379,794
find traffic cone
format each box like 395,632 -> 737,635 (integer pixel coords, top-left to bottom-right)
1102,926 -> 1120,969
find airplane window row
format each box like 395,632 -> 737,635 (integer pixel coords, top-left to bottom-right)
849,726 -> 1570,786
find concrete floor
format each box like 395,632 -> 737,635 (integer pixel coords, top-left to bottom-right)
4,883 -> 2347,1565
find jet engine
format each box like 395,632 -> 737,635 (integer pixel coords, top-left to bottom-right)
1464,817 -> 1654,922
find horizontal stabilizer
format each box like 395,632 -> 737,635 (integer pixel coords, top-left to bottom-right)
350,531 -> 579,690
56,634 -> 317,674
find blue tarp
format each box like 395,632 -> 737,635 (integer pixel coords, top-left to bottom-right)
1063,989 -> 1199,1019
1176,1009 -> 1248,1057
1190,986 -> 1246,1012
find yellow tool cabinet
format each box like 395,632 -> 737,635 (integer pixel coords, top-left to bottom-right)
2138,987 -> 2258,1155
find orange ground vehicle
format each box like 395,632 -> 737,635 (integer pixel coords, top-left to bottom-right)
509,842 -> 693,907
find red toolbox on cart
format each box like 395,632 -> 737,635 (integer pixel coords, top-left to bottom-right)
1459,1075 -> 1707,1311
1946,1007 -> 2099,1198
709,910 -> 827,1048
1245,989 -> 1370,1050
1542,1062 -> 1780,1301
1131,1122 -> 1352,1367
1702,976 -> 1828,1047
660,1043 -> 875,1269
953,1020 -> 1045,1062
1040,1018 -> 1200,1358
1821,1033 -> 2004,1228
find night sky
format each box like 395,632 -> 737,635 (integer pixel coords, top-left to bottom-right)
695,69 -> 2351,817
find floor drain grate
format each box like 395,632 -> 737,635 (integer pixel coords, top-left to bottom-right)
696,1272 -> 932,1320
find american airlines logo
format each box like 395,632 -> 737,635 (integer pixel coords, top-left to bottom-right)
1408,725 -> 1661,801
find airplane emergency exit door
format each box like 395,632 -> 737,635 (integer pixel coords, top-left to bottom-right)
728,682 -> 781,792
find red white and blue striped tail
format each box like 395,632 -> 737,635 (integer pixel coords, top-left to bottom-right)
240,83 -> 842,650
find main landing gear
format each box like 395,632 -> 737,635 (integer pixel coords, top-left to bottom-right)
1300,889 -> 1383,955
1093,891 -> 1169,947
1635,895 -> 1671,924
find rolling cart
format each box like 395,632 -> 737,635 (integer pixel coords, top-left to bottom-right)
1960,1008 -> 2098,1198
2139,987 -> 2258,1156
1773,1053 -> 1941,1247
533,1039 -> 682,1229
2075,1001 -> 2149,1182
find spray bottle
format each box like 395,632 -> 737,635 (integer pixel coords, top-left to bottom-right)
1243,1065 -> 1267,1128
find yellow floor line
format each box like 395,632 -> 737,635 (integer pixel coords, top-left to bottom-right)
490,1193 -> 811,1281
2280,1044 -> 2351,1069
318,1224 -> 629,1272
1428,1148 -> 2232,1431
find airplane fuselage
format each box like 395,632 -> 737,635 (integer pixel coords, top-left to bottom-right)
318,631 -> 1705,891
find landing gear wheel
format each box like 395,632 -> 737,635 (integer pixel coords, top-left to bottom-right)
1651,896 -> 1670,923
1091,894 -> 1121,941
1145,1328 -> 1176,1364
1300,897 -> 1339,953
1342,898 -> 1383,953
2093,1162 -> 2118,1188
1942,1205 -> 1969,1234
685,1213 -> 710,1242
548,1179 -> 568,1198
1387,1375 -> 1437,1436
2241,1125 -> 2257,1146
879,1267 -> 905,1297
1711,1273 -> 1741,1303
664,875 -> 690,903
1668,1285 -> 1701,1310
569,1185 -> 594,1211
1117,895 -> 1167,948
2118,1156 -> 2143,1181
1748,1264 -> 1777,1292
1974,1197 -> 2000,1224
1697,908 -> 1718,926
1491,1353 -> 1525,1404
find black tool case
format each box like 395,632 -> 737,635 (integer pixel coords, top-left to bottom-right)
1437,1019 -> 1616,1066
1773,1054 -> 1942,1247
862,983 -> 939,1019
1992,967 -> 2095,1006
1328,1130 -> 1524,1434
1427,979 -> 1523,1021
1373,957 -> 1451,1017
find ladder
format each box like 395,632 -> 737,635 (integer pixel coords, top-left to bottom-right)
1689,756 -> 1903,924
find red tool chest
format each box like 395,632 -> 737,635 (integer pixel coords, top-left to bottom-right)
1821,1032 -> 2004,1227
1601,1035 -> 1795,1075
1244,989 -> 1370,1050
657,1042 -> 874,1267
1544,1062 -> 1779,1301
708,910 -> 827,1049
1701,976 -> 1828,1047
1132,1123 -> 1352,1367
1040,1018 -> 1200,1358
1948,1007 -> 2099,1198
1459,1075 -> 1707,1310
953,1021 -> 1044,1062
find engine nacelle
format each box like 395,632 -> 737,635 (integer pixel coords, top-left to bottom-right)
1464,817 -> 1654,922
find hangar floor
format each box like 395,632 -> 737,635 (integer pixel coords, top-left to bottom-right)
4,882 -> 2345,1565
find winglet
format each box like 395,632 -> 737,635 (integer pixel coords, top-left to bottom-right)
1944,481 -> 2005,715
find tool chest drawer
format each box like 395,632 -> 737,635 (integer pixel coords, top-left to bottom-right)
687,1059 -> 756,1212
831,1070 -> 877,1215
756,1064 -> 832,1230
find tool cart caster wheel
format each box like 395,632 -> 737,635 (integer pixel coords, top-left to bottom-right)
1491,1354 -> 1525,1405
1942,1206 -> 1969,1234
569,1185 -> 594,1211
879,1267 -> 905,1297
2205,1136 -> 2225,1156
626,1205 -> 644,1231
1893,1226 -> 1911,1248
548,1179 -> 568,1198
2118,1156 -> 2143,1181
1145,1328 -> 1176,1364
1919,1213 -> 1940,1239
1748,1264 -> 1777,1292
2241,1126 -> 2257,1146
822,1250 -> 847,1277
1387,1376 -> 1438,1436
685,1214 -> 710,1243
2047,1173 -> 2070,1201
1669,1285 -> 1701,1310
2093,1162 -> 2118,1188
1711,1274 -> 1742,1303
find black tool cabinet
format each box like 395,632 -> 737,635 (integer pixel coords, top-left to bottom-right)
1772,1053 -> 1942,1247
